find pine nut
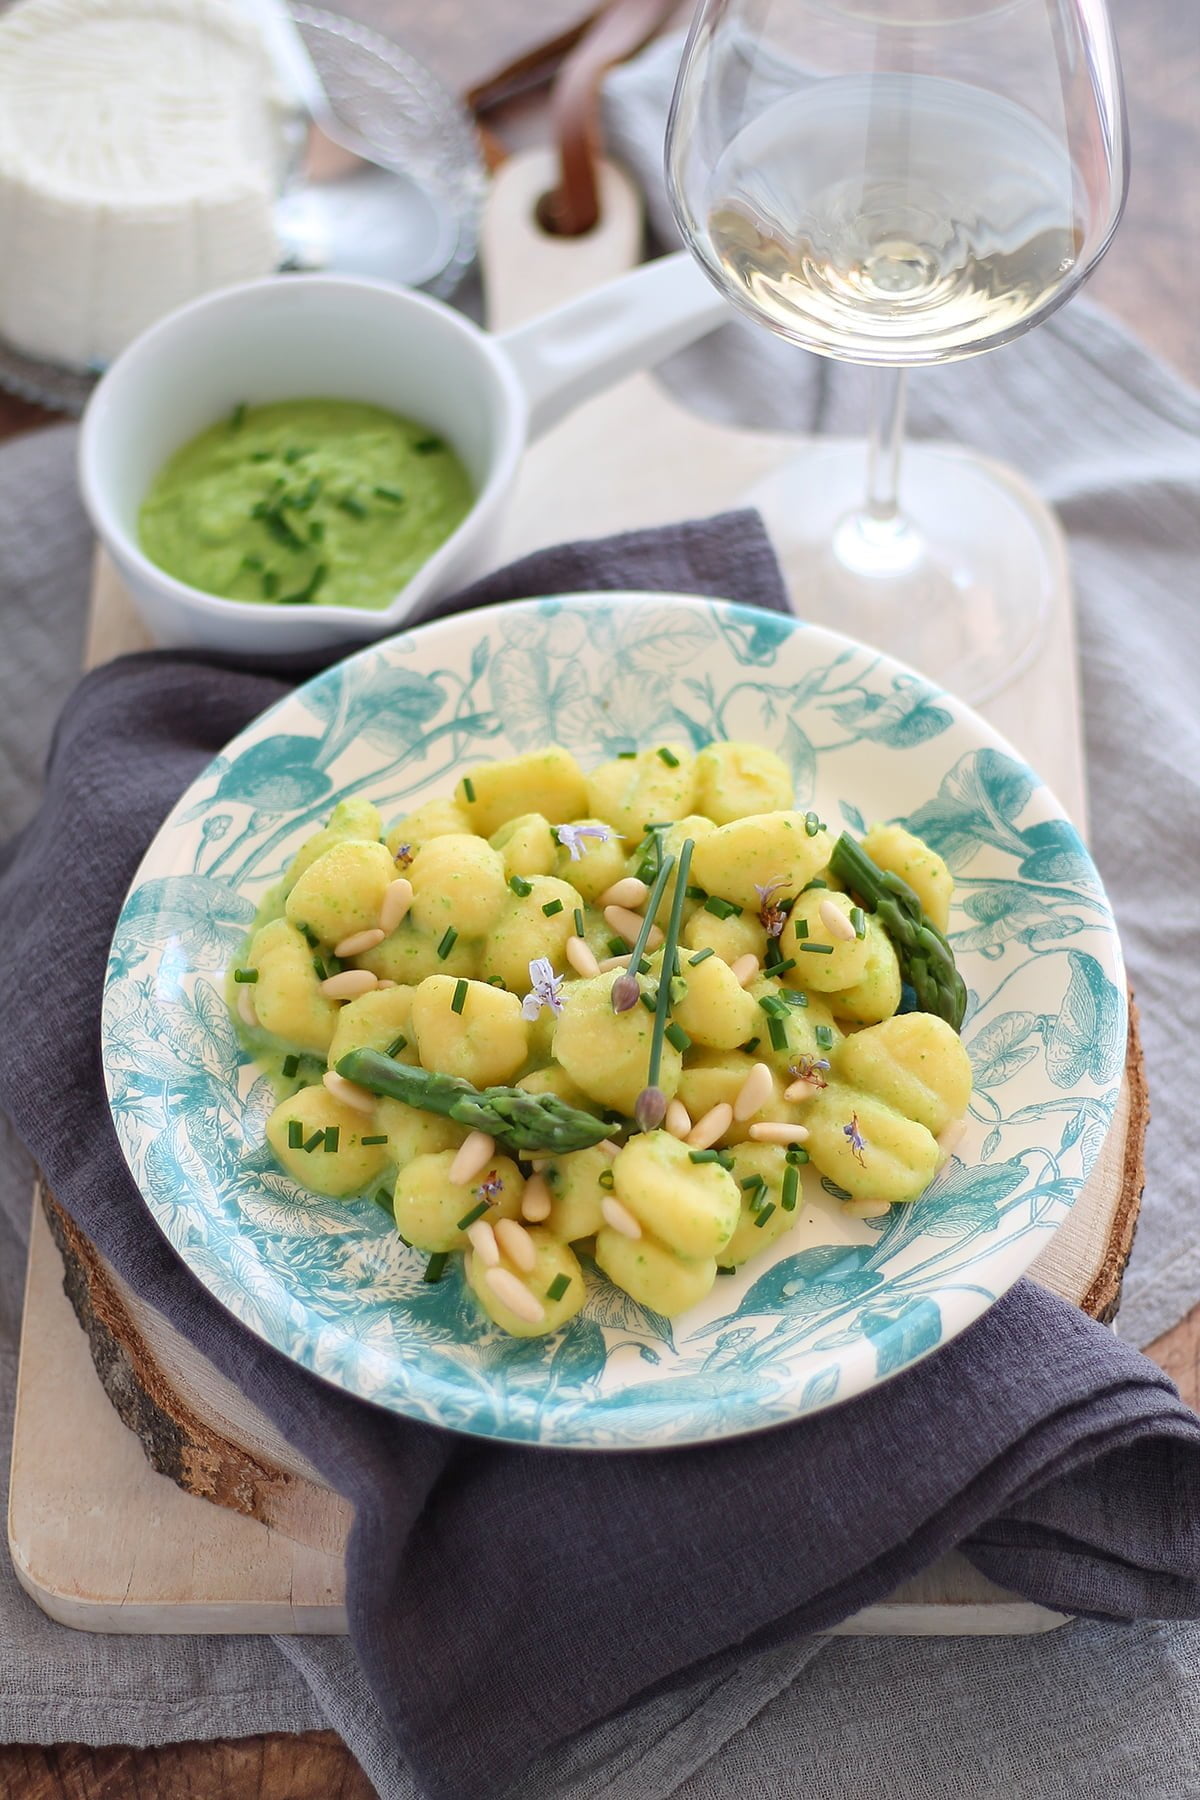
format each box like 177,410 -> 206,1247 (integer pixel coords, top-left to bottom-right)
521,1174 -> 552,1221
598,954 -> 632,972
819,897 -> 856,942
484,1265 -> 545,1324
467,1219 -> 500,1266
334,926 -> 386,958
495,1217 -> 537,1272
599,877 -> 649,909
784,1077 -> 821,1102
375,979 -> 397,990
937,1117 -> 968,1164
604,903 -> 663,949
237,986 -> 258,1029
379,877 -> 414,935
449,1130 -> 495,1186
687,1102 -> 733,1150
733,1061 -> 774,1122
597,1138 -> 621,1157
664,1099 -> 692,1139
730,953 -> 760,988
748,1121 -> 810,1146
322,1070 -> 376,1114
844,1197 -> 890,1219
601,1196 -> 641,1239
320,969 -> 378,1000
566,935 -> 601,978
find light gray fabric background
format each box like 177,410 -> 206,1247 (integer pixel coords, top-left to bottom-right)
2,35 -> 1200,1797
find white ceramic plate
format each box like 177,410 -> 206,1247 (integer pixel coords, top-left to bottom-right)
102,594 -> 1125,1446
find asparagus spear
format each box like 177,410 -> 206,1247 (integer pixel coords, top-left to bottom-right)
827,832 -> 967,1029
335,1048 -> 612,1154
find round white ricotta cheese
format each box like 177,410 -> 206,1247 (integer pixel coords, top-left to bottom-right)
0,0 -> 294,368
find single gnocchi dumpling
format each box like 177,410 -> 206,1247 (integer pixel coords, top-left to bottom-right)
541,1143 -> 611,1242
408,833 -> 508,941
247,918 -> 339,1055
552,816 -> 627,901
585,745 -> 697,842
285,839 -> 396,947
641,816 -> 717,926
327,984 -> 418,1070
266,1085 -> 389,1198
682,905 -> 769,969
594,1227 -> 717,1318
689,811 -> 832,912
466,1227 -> 586,1337
458,746 -> 589,836
779,889 -> 870,992
677,1048 -> 805,1145
284,797 -> 383,892
490,812 -> 557,879
386,796 -> 471,862
670,947 -> 759,1049
479,874 -> 583,993
357,919 -> 479,985
392,1149 -> 524,1253
722,1140 -> 796,1266
694,741 -> 793,825
747,979 -> 842,1075
824,916 -> 902,1024
373,1097 -> 466,1165
552,969 -> 681,1115
832,1013 -> 972,1137
613,1130 -> 739,1260
803,1083 -> 939,1205
410,974 -> 529,1086
863,822 -> 954,934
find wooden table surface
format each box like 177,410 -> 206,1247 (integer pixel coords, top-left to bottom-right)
1,1 -> 1197,1794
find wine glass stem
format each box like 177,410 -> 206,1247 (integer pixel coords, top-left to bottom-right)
865,366 -> 906,522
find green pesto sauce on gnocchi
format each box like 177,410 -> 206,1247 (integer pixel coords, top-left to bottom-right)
230,741 -> 971,1339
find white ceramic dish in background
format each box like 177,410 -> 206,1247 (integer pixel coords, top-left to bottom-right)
77,260 -> 728,654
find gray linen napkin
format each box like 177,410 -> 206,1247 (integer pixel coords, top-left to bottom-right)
3,492 -> 1200,1800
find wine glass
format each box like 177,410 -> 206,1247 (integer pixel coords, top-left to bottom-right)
666,0 -> 1128,701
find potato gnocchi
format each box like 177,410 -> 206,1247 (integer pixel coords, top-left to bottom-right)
232,738 -> 970,1340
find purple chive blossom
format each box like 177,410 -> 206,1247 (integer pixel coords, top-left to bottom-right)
611,971 -> 641,1013
843,1112 -> 867,1165
635,1086 -> 668,1132
555,822 -> 614,862
754,878 -> 790,938
521,957 -> 566,1021
393,842 -> 414,867
476,1170 -> 505,1204
790,1055 -> 830,1088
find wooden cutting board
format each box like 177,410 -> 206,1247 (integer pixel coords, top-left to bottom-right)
8,148 -> 1146,1637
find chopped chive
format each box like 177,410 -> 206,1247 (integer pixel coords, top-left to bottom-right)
689,1149 -> 723,1164
361,1134 -> 389,1146
815,1025 -> 835,1049
308,519 -> 325,542
685,885 -> 706,901
509,874 -> 533,897
805,878 -> 828,892
436,927 -> 458,960
323,1125 -> 340,1152
456,1199 -> 490,1229
240,552 -> 264,571
281,1054 -> 299,1078
312,955 -> 327,979
767,957 -> 797,977
689,947 -> 716,966
665,1022 -> 690,1053
789,991 -> 809,1007
718,1265 -> 737,1274
618,749 -> 638,759
657,746 -> 680,767
800,942 -> 835,955
598,1168 -> 615,1190
249,450 -> 272,462
792,918 -> 809,941
299,925 -> 318,947
754,1201 -> 777,1229
229,402 -> 246,431
639,991 -> 657,1014
374,1186 -> 394,1213
303,1128 -> 325,1153
279,561 -> 328,605
740,1174 -> 766,1193
767,1014 -> 790,1052
851,905 -> 867,939
542,899 -> 564,917
262,570 -> 280,599
635,859 -> 657,884
451,979 -> 468,1014
286,1120 -> 303,1149
607,935 -> 628,956
286,476 -> 322,511
233,967 -> 258,984
385,1033 -> 408,1057
337,492 -> 368,518
638,958 -> 652,975
487,976 -> 507,989
374,485 -> 405,503
283,445 -> 312,463
742,1036 -> 761,1053
786,1145 -> 810,1165
462,777 -> 476,803
546,1273 -> 571,1303
574,908 -> 585,937
782,1164 -> 799,1211
804,812 -> 822,837
423,1252 -> 449,1283
757,994 -> 787,1016
704,896 -> 741,920
413,436 -> 443,454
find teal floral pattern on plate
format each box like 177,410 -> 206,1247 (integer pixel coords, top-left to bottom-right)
102,594 -> 1125,1448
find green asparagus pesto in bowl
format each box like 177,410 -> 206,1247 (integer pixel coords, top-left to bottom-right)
138,400 -> 474,610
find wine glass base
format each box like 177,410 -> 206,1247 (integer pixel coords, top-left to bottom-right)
739,440 -> 1060,703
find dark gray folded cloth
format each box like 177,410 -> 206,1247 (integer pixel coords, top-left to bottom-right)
2,510 -> 1199,1800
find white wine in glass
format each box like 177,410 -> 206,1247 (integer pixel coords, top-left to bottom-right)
666,0 -> 1128,700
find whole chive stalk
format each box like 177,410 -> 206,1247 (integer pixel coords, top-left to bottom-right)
611,851 -> 677,1014
638,839 -> 694,1117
